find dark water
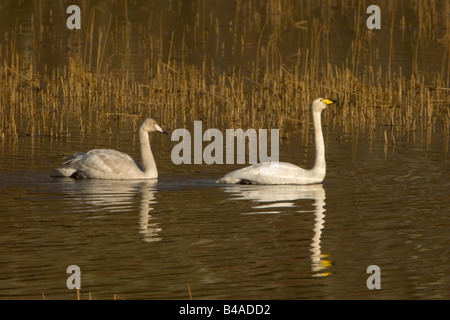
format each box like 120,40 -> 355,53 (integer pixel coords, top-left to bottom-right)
0,124 -> 448,299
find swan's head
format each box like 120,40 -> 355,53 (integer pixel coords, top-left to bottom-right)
312,98 -> 336,112
140,118 -> 168,135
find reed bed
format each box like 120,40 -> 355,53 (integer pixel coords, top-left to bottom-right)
0,0 -> 448,149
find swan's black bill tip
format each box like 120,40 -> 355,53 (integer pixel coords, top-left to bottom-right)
323,98 -> 337,105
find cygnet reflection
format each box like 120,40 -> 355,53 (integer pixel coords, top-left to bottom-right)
58,178 -> 161,242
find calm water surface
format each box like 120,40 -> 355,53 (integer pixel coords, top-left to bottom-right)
0,125 -> 448,300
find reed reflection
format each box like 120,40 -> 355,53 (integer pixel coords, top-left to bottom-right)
221,183 -> 331,277
59,179 -> 161,242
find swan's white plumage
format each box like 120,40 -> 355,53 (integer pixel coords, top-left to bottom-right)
217,98 -> 335,185
53,118 -> 167,180
217,161 -> 324,185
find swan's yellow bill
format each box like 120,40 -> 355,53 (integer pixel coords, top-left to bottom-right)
322,99 -> 336,105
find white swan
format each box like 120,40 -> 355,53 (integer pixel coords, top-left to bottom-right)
53,118 -> 168,179
216,98 -> 336,185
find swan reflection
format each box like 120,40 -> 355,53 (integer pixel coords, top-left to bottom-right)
221,183 -> 331,277
59,179 -> 161,242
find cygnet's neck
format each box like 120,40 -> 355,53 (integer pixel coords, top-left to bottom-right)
139,129 -> 158,178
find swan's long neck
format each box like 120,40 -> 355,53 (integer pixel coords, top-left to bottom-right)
139,129 -> 158,178
311,109 -> 326,179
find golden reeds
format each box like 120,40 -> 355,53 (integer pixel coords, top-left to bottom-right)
0,0 -> 448,149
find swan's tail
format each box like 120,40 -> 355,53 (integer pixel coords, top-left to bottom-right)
52,153 -> 85,177
62,152 -> 86,165
216,176 -> 243,184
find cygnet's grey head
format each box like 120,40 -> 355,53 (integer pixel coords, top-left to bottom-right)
140,118 -> 168,135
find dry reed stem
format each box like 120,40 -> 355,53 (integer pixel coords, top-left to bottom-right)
187,284 -> 193,300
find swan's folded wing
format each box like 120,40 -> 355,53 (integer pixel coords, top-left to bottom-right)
77,149 -> 141,179
217,162 -> 318,185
